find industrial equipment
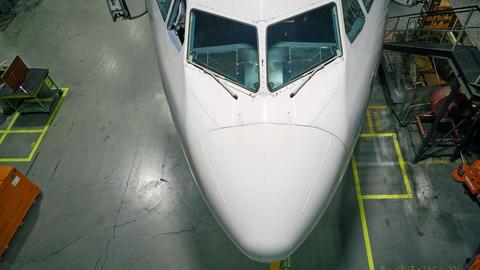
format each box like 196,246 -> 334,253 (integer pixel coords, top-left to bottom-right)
452,160 -> 480,201
467,245 -> 480,270
383,4 -> 480,162
415,85 -> 468,144
469,255 -> 480,270
106,0 -> 147,21
0,166 -> 40,257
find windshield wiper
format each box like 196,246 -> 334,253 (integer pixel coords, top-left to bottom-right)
290,55 -> 340,98
195,65 -> 238,100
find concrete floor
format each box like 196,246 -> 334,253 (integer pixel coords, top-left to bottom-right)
0,1 -> 480,269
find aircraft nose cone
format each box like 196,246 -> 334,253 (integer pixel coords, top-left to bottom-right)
197,124 -> 346,262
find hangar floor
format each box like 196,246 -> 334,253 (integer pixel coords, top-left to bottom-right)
0,1 -> 480,269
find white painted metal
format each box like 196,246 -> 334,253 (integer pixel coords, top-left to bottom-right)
146,0 -> 389,262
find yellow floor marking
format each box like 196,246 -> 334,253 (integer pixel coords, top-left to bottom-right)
359,132 -> 396,138
0,112 -> 20,145
392,134 -> 413,198
269,261 -> 281,270
367,105 -> 388,109
366,109 -> 375,133
352,155 -> 375,270
0,88 -> 68,163
0,157 -> 31,162
357,134 -> 413,199
354,128 -> 416,269
356,104 -> 420,268
362,194 -> 412,200
27,88 -> 68,161
0,129 -> 44,134
374,110 -> 382,132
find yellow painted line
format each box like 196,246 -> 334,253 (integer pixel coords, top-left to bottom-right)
357,133 -> 413,197
362,194 -> 413,200
359,133 -> 395,138
0,157 -> 32,162
352,130 -> 415,269
366,109 -> 375,133
0,129 -> 44,134
0,88 -> 68,163
9,129 -> 44,133
45,77 -> 52,88
352,155 -> 375,270
368,105 -> 388,109
374,110 -> 382,133
27,88 -> 69,161
391,134 -> 413,197
0,112 -> 20,145
269,261 -> 281,270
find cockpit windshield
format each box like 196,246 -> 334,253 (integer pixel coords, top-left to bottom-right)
266,4 -> 341,92
188,9 -> 260,92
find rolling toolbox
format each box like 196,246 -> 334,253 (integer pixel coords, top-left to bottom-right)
0,166 -> 40,256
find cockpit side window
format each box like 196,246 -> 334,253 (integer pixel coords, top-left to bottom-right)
266,3 -> 342,92
187,9 -> 260,92
361,0 -> 374,12
156,0 -> 172,21
167,0 -> 186,44
342,0 -> 365,42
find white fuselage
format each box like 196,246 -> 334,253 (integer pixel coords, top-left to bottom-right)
146,0 -> 388,262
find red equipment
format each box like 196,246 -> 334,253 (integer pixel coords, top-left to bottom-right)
468,247 -> 480,270
452,160 -> 480,198
470,255 -> 480,270
416,86 -> 469,143
430,86 -> 469,118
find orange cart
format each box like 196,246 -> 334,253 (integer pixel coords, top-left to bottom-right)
0,166 -> 40,256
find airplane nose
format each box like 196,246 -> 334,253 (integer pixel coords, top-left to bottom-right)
197,124 -> 346,262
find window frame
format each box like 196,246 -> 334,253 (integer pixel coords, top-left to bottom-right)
186,8 -> 261,93
265,2 -> 343,92
156,0 -> 173,21
167,0 -> 186,49
361,0 -> 374,12
342,0 -> 366,43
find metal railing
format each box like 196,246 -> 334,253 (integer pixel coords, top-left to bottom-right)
384,5 -> 480,49
382,5 -> 480,162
